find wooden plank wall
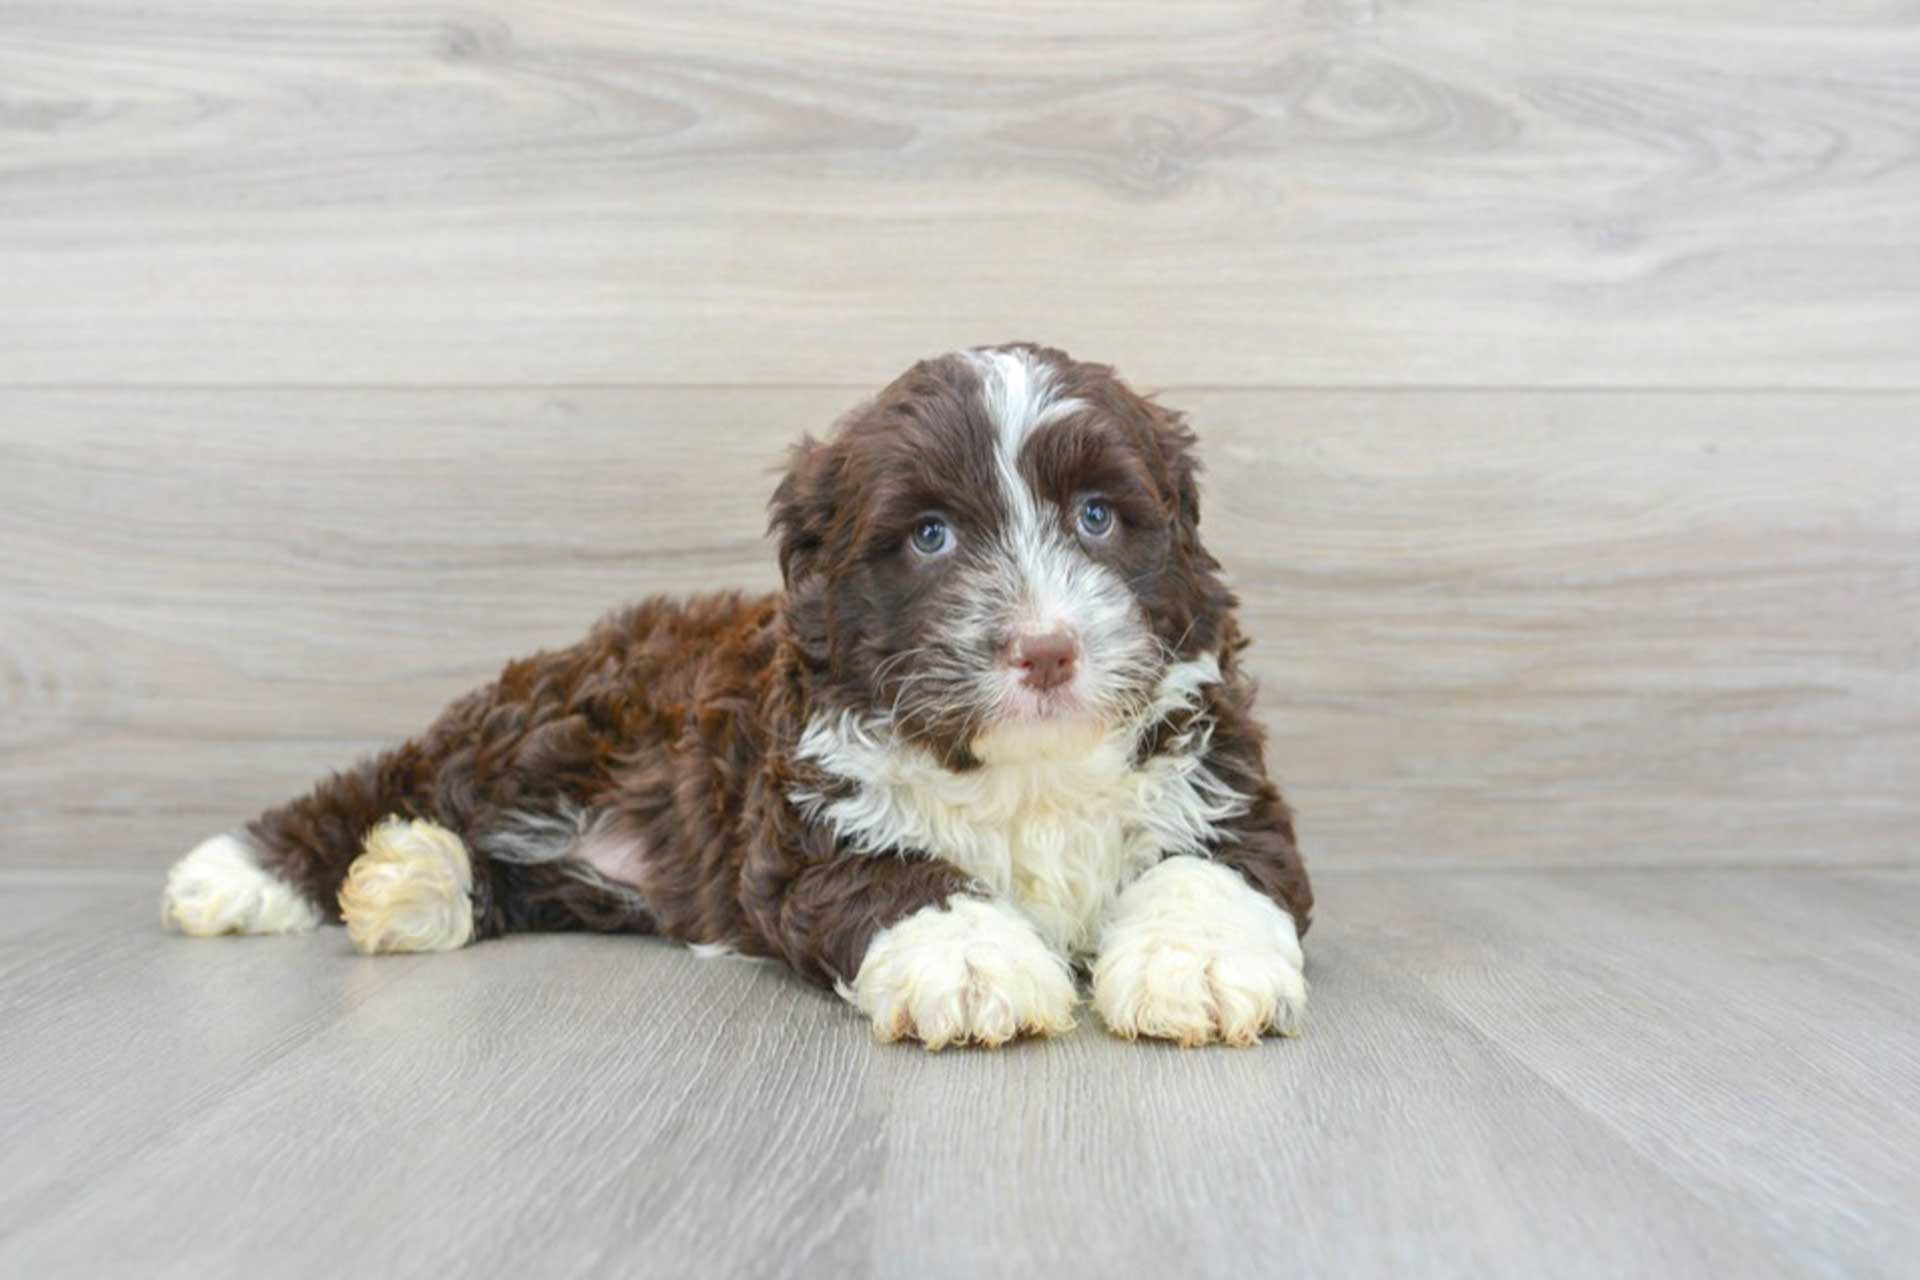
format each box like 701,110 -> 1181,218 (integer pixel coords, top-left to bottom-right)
2,0 -> 1915,871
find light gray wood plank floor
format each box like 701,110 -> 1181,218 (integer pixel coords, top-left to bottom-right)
1,867 -> 1912,1280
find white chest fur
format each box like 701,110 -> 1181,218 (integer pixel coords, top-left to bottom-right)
792,695 -> 1247,957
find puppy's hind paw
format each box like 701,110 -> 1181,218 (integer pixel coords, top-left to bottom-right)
339,817 -> 475,954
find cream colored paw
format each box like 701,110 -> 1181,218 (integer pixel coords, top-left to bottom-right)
338,817 -> 474,954
162,833 -> 322,937
1093,856 -> 1307,1047
849,897 -> 1078,1050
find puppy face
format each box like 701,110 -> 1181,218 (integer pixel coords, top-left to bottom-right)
772,344 -> 1233,765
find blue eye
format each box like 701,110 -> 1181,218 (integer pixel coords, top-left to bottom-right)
910,516 -> 952,557
1077,498 -> 1115,538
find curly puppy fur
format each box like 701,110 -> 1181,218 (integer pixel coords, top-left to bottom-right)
161,343 -> 1313,1048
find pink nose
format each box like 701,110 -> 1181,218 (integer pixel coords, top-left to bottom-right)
1012,629 -> 1079,692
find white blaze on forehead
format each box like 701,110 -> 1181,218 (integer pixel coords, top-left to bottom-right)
962,347 -> 1083,532
951,347 -> 1154,719
963,347 -> 1081,463
962,347 -> 1095,618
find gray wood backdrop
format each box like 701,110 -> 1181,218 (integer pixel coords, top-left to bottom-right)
3,0 -> 1916,875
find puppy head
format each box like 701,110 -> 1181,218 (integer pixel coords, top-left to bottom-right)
771,343 -> 1233,765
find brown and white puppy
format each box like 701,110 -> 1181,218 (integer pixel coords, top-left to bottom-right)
161,343 -> 1313,1049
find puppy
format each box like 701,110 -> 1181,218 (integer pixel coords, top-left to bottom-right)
162,343 -> 1313,1049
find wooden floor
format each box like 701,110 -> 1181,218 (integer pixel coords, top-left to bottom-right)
0,866 -> 1914,1279
3,0 -> 1917,1275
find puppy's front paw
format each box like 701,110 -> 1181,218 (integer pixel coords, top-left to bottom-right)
1093,856 -> 1307,1047
850,897 -> 1077,1050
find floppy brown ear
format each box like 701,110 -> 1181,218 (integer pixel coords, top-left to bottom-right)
768,435 -> 843,589
1146,403 -> 1237,657
1150,407 -> 1218,570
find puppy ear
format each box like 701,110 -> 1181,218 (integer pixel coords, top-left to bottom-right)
1148,404 -> 1236,656
1151,407 -> 1217,569
768,435 -> 842,589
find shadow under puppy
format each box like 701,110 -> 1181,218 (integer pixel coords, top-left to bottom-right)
162,343 -> 1314,1049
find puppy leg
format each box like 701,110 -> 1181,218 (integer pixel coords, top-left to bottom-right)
335,816 -> 476,954
162,746 -> 493,953
763,857 -> 1078,1050
851,897 -> 1080,1049
1092,855 -> 1307,1047
1091,716 -> 1316,1046
161,831 -> 324,938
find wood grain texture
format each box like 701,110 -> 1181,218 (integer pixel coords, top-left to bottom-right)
1352,868 -> 1920,1275
3,4 -> 1912,1276
3,387 -> 1914,872
0,868 -> 1912,1278
3,0 -> 1918,387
